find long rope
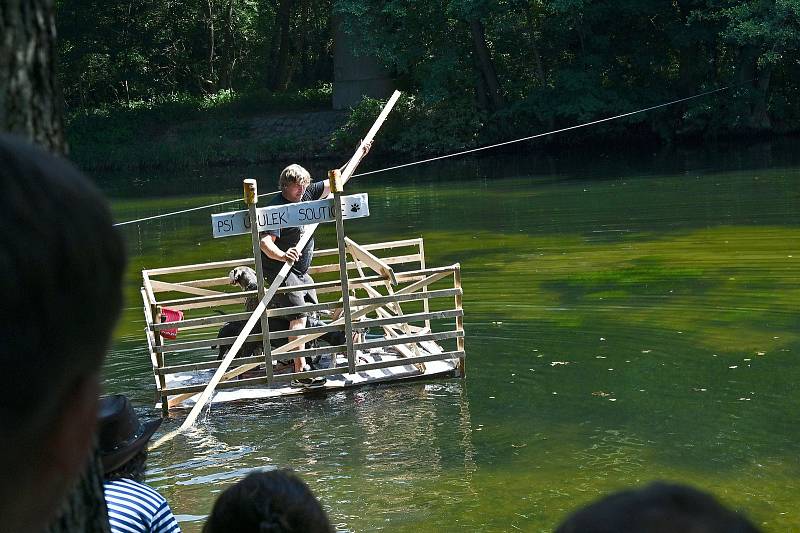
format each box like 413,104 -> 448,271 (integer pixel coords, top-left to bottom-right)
113,84 -> 733,227
353,84 -> 734,177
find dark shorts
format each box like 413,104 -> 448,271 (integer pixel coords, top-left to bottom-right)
268,271 -> 318,321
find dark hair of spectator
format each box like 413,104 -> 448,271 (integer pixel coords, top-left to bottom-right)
203,469 -> 334,533
555,481 -> 762,533
105,449 -> 148,483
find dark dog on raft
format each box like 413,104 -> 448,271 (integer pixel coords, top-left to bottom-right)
215,267 -> 347,362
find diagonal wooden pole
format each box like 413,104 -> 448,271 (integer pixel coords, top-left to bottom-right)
151,90 -> 401,449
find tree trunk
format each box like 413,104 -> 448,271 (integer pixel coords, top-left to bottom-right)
202,0 -> 218,93
222,0 -> 236,89
469,18 -> 504,112
750,66 -> 772,131
1,3 -> 107,526
267,0 -> 295,91
523,7 -> 546,87
0,0 -> 67,154
45,445 -> 111,533
738,45 -> 771,131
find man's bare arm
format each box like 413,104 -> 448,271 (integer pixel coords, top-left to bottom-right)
260,234 -> 300,262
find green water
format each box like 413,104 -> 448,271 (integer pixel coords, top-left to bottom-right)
102,142 -> 800,532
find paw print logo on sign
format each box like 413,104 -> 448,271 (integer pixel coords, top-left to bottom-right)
350,203 -> 360,213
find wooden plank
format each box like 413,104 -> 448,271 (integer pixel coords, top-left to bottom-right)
157,308 -> 460,358
349,255 -> 420,364
162,350 -> 465,399
166,276 -> 230,288
274,308 -> 461,338
165,277 -> 459,314
332,183 -> 357,372
145,258 -> 254,276
159,354 -> 266,375
454,265 -> 465,377
149,280 -> 224,297
418,239 -> 431,331
157,265 -> 458,309
152,312 -> 249,331
145,238 -> 422,284
354,350 -> 464,372
345,237 -> 398,286
168,296 -> 252,312
142,271 -> 157,308
314,237 -> 423,257
145,292 -> 169,417
309,254 -> 421,275
141,289 -> 162,380
156,332 -> 265,353
246,179 -> 274,383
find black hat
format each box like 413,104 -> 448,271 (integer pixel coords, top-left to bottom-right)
97,395 -> 162,474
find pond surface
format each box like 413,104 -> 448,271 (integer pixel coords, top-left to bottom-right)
100,140 -> 800,532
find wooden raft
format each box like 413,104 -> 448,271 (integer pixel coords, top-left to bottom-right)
141,238 -> 466,415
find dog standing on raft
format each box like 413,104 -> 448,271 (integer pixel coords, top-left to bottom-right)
216,266 -> 348,368
215,266 -> 277,360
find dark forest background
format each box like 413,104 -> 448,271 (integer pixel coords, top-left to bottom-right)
54,0 -> 800,168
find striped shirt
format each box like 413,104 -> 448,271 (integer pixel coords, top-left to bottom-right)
104,478 -> 181,533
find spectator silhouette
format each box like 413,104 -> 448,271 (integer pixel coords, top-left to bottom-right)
555,481 -> 761,533
99,394 -> 181,532
203,469 -> 334,533
0,134 -> 126,532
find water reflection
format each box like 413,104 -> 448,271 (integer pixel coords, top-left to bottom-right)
141,381 -> 475,531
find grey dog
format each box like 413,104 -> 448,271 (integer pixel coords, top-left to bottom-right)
217,266 -> 348,362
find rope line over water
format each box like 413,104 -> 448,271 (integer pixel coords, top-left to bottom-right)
114,84 -> 735,227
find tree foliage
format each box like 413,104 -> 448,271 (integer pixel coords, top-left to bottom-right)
55,0 -> 800,156
56,0 -> 333,109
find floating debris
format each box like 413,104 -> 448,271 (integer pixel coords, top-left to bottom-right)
592,391 -> 611,397
550,361 -> 570,366
729,365 -> 738,369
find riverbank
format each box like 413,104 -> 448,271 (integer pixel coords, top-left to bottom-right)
65,89 -> 354,172
67,89 -> 799,174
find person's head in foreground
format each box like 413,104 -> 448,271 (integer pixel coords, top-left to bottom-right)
555,481 -> 761,533
203,468 -> 334,533
0,133 -> 126,531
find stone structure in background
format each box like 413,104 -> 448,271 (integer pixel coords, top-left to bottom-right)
332,15 -> 394,110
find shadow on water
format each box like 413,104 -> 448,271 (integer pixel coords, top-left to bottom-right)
103,139 -> 800,531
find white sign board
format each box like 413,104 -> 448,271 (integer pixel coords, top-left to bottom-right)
212,193 -> 369,238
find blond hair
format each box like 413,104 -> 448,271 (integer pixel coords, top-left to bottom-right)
279,164 -> 311,190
